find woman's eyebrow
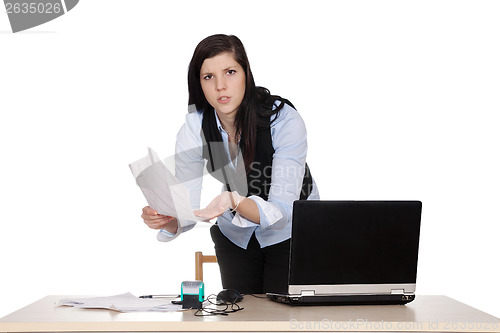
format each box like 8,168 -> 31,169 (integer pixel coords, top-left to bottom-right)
200,66 -> 236,76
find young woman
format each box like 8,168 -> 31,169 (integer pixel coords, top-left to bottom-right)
141,34 -> 319,294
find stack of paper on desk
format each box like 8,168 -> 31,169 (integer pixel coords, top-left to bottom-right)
129,148 -> 207,226
59,293 -> 182,312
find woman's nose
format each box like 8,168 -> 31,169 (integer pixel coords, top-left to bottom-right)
216,77 -> 226,91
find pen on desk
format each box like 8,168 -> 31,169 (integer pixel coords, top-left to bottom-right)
139,294 -> 179,299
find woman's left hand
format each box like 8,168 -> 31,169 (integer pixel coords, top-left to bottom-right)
194,191 -> 240,220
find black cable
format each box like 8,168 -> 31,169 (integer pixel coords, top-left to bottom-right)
244,293 -> 268,299
194,294 -> 244,316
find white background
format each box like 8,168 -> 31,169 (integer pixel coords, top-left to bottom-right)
1,0 -> 499,318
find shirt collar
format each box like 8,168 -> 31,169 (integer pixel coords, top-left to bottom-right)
213,109 -> 225,134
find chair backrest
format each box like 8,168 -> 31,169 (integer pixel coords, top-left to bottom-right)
195,251 -> 217,281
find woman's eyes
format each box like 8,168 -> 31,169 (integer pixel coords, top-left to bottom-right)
202,70 -> 235,80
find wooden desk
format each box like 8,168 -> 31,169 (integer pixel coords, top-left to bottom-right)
0,295 -> 498,332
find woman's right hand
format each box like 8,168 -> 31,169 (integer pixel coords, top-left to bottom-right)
141,206 -> 178,231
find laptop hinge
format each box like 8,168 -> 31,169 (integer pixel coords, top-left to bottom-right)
300,290 -> 315,296
391,289 -> 405,295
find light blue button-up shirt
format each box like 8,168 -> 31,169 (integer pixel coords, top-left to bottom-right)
158,102 -> 319,249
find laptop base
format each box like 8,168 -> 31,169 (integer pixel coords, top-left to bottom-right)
266,293 -> 415,306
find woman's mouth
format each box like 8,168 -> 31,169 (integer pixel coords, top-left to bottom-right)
218,96 -> 231,104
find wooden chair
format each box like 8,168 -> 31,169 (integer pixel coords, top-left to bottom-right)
195,251 -> 217,281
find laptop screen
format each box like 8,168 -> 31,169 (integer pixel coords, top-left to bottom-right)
289,201 -> 422,287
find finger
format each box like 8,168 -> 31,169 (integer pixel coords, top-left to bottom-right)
142,206 -> 158,216
194,209 -> 211,219
142,216 -> 170,229
144,219 -> 169,229
193,209 -> 202,216
142,213 -> 157,222
143,214 -> 175,228
142,212 -> 173,221
194,209 -> 222,220
146,223 -> 166,230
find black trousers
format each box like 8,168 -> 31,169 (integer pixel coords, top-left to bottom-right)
210,225 -> 290,294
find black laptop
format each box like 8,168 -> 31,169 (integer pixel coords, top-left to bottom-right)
267,200 -> 422,305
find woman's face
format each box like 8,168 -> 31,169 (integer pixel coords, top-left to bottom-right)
200,52 -> 246,119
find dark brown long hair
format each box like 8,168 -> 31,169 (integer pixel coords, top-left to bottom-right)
187,34 -> 288,171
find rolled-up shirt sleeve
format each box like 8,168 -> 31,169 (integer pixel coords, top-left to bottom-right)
157,223 -> 196,242
247,105 -> 309,230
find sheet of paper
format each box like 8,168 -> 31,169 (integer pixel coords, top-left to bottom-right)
130,148 -> 208,226
59,293 -> 183,312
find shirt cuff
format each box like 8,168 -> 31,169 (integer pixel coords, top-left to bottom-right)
156,220 -> 196,242
231,212 -> 259,228
247,195 -> 285,229
157,228 -> 178,242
